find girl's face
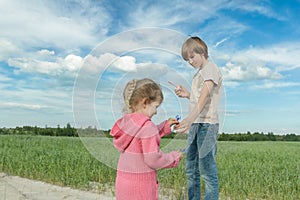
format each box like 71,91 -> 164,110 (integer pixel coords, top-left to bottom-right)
141,101 -> 160,118
187,52 -> 205,68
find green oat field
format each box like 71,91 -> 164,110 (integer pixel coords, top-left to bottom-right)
0,135 -> 299,199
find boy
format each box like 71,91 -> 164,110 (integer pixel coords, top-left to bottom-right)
175,36 -> 222,200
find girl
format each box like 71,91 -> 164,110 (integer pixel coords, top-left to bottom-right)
110,78 -> 182,200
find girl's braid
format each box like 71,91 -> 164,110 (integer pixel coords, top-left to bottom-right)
123,79 -> 137,111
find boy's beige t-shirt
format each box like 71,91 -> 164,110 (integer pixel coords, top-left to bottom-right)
189,61 -> 222,124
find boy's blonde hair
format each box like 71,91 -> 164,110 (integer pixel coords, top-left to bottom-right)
123,78 -> 163,113
181,36 -> 208,61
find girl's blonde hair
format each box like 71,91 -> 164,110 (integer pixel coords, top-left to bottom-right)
123,78 -> 163,113
181,36 -> 208,61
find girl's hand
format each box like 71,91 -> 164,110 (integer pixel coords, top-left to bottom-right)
168,117 -> 179,127
175,152 -> 183,164
170,151 -> 183,167
175,85 -> 190,99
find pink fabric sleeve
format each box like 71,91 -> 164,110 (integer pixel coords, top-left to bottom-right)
156,120 -> 171,138
141,122 -> 181,170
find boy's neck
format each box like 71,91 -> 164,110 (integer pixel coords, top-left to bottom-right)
200,59 -> 209,69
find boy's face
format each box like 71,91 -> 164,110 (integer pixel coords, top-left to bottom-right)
187,52 -> 205,68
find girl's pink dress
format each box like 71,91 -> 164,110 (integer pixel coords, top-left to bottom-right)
111,113 -> 181,200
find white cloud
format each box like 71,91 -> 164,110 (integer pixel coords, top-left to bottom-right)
113,56 -> 137,72
215,41 -> 300,82
253,81 -> 300,89
0,102 -> 48,110
81,53 -> 137,75
0,39 -> 21,61
125,0 -> 275,31
82,53 -> 173,75
220,56 -> 282,81
124,1 -> 230,31
214,38 -> 229,48
245,43 -> 300,71
63,55 -> 83,72
127,4 -> 186,28
0,74 -> 12,83
225,110 -> 243,117
0,0 -> 111,50
225,0 -> 282,20
7,54 -> 83,75
223,81 -> 241,88
0,85 -> 75,127
37,49 -> 55,56
1,84 -> 73,112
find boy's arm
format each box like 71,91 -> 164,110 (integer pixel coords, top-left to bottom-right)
175,85 -> 190,99
175,80 -> 214,133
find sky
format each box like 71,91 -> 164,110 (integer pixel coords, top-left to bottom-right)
1,0 -> 300,135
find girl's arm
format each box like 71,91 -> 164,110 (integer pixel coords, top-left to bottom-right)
156,120 -> 171,138
141,122 -> 182,169
141,139 -> 182,170
156,118 -> 179,138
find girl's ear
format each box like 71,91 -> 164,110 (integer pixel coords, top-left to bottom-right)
141,97 -> 150,106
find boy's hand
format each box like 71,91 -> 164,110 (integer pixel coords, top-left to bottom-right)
174,118 -> 190,133
175,85 -> 190,99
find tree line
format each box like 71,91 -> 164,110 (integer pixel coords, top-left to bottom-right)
0,125 -> 299,141
0,123 -> 77,137
218,131 -> 299,141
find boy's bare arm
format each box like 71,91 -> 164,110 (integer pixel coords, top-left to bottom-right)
175,80 -> 214,133
175,85 -> 190,99
189,80 -> 214,121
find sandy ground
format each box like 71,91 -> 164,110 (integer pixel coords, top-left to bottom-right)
0,173 -> 115,200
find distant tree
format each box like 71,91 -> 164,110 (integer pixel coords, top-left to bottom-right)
283,134 -> 299,141
63,123 -> 77,137
218,133 -> 229,141
267,132 -> 276,141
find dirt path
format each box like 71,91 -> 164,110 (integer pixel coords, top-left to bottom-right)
0,173 -> 115,200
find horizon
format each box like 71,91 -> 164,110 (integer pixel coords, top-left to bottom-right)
1,124 -> 299,136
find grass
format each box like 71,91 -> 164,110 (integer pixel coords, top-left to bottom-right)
0,135 -> 299,199
217,142 -> 300,199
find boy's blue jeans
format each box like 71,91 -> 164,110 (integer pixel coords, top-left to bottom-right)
186,123 -> 219,200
